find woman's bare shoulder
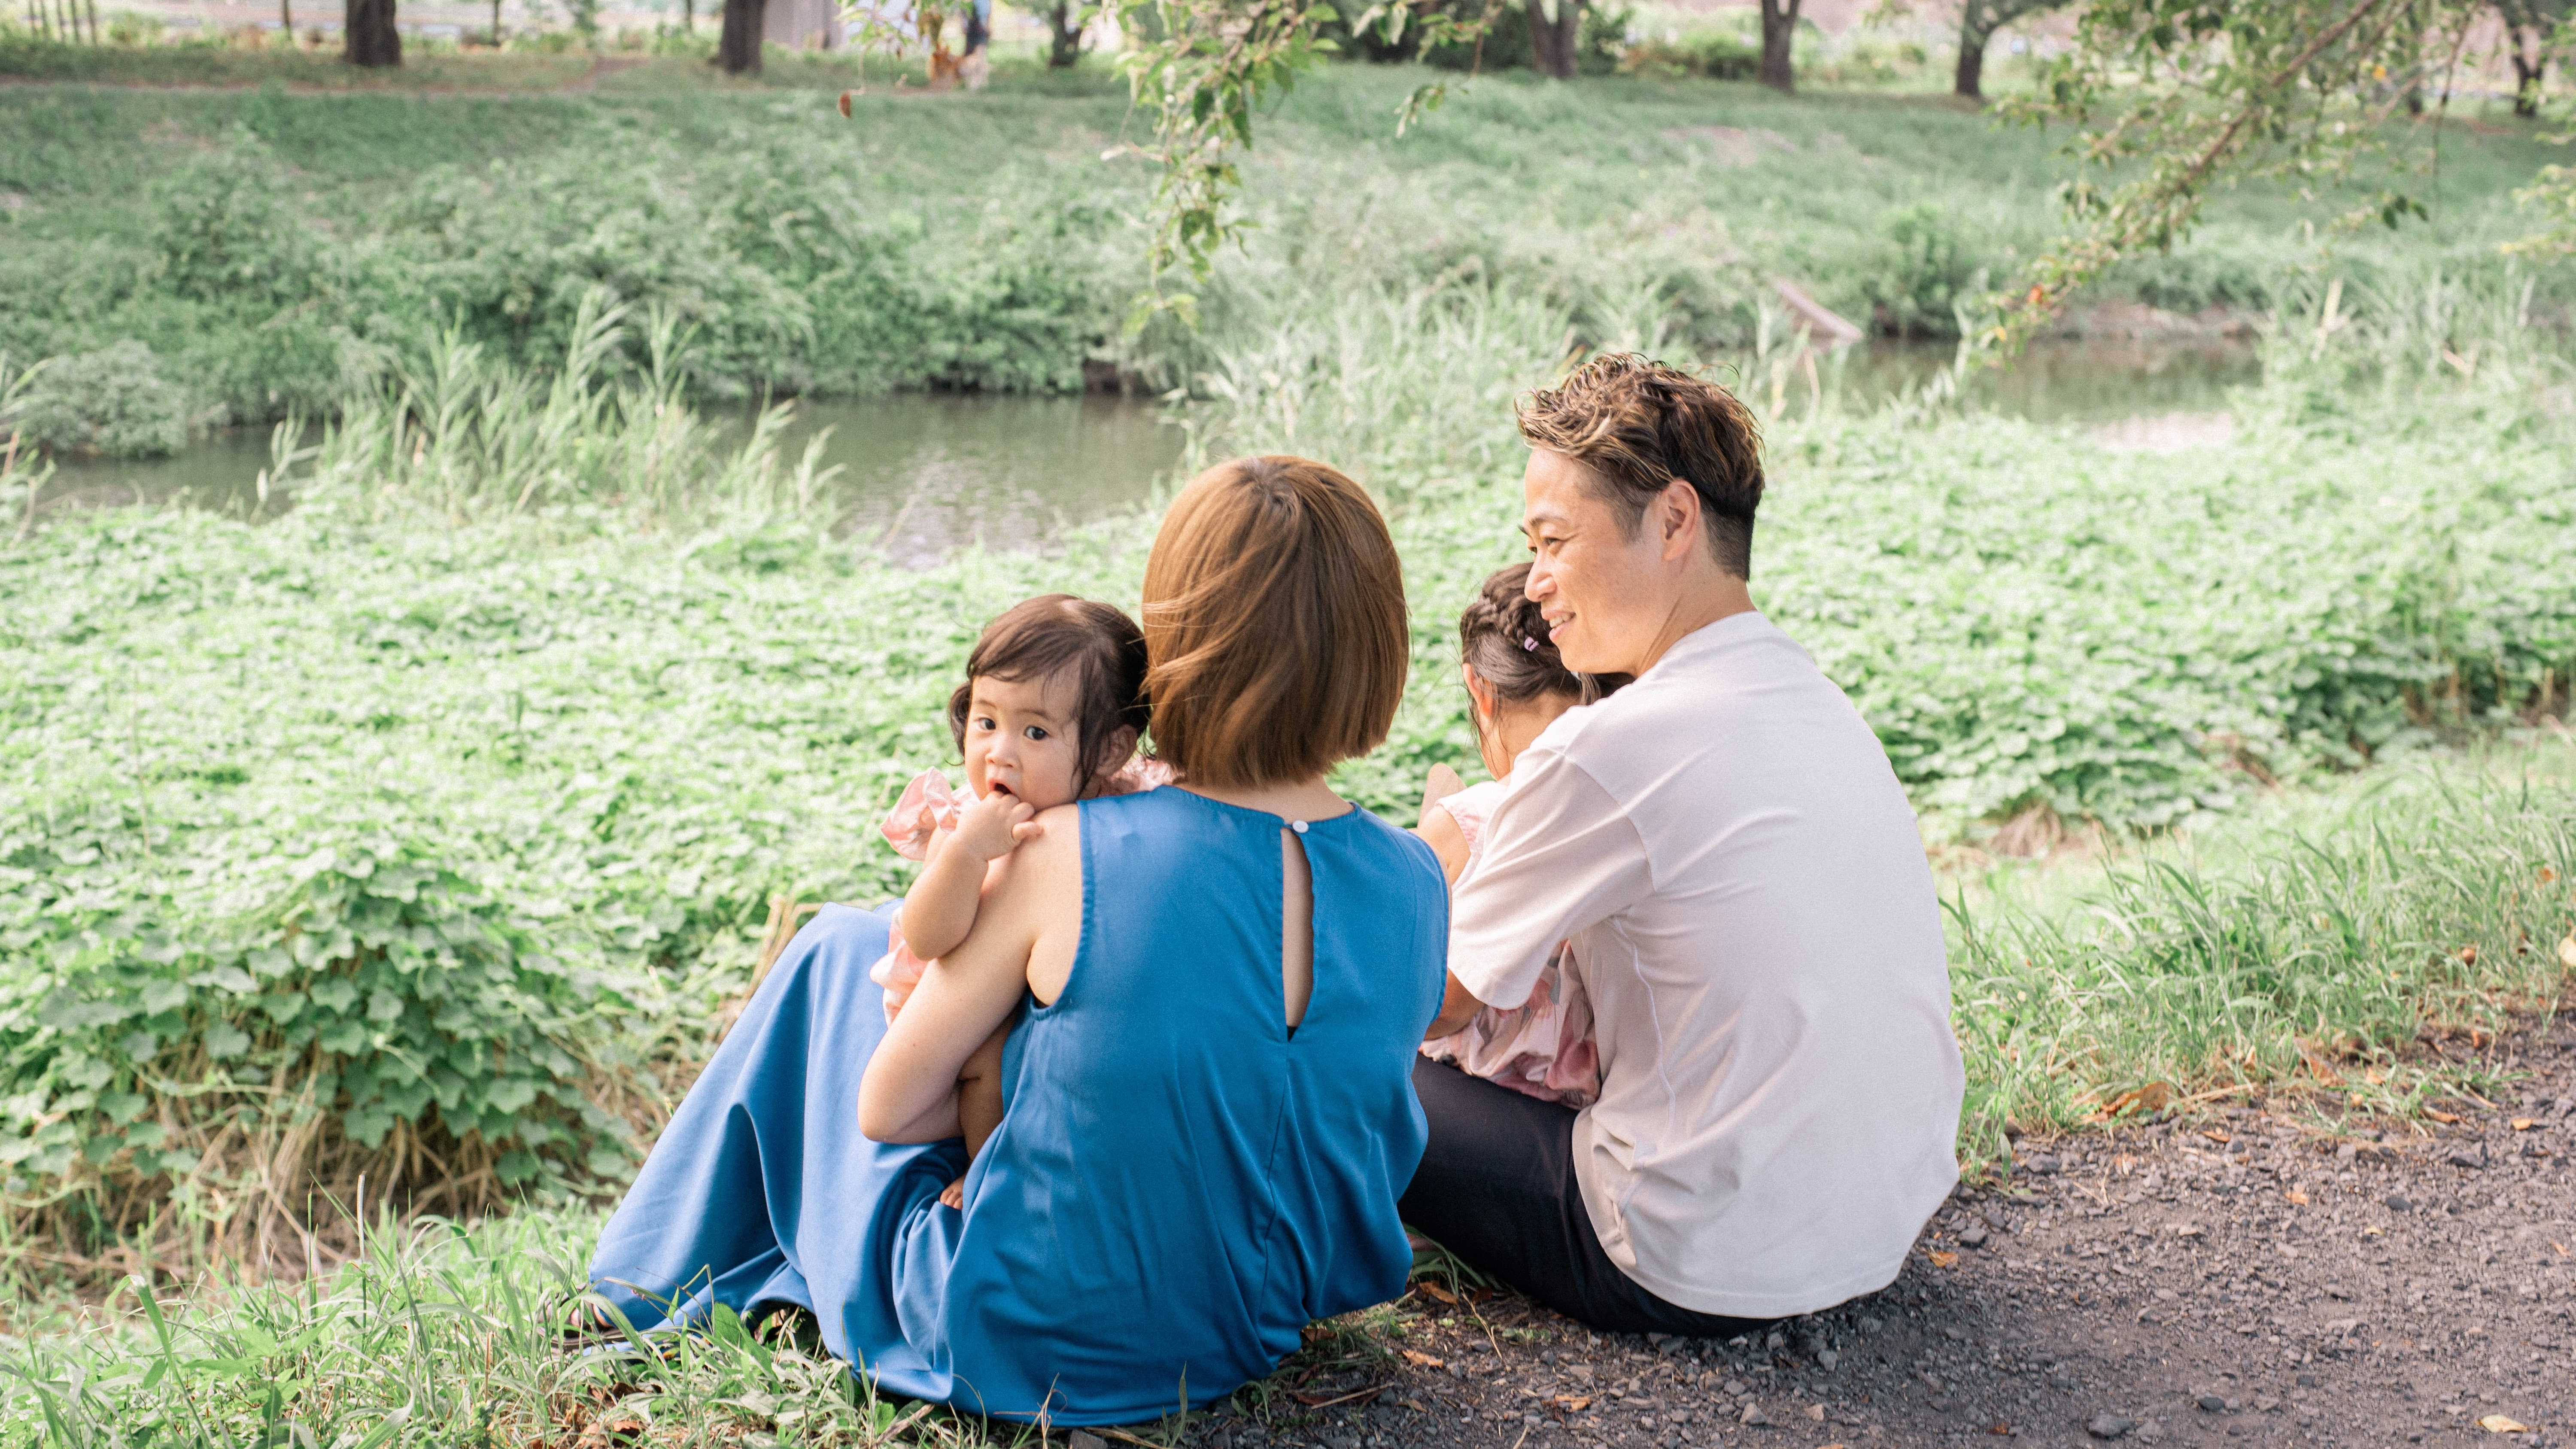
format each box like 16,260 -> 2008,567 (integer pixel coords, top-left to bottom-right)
986,802 -> 1084,901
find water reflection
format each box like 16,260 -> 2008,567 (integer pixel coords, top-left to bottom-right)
33,393 -> 1190,566
32,337 -> 2259,560
781,394 -> 1185,568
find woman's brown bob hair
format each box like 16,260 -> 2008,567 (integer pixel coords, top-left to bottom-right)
1141,456 -> 1408,790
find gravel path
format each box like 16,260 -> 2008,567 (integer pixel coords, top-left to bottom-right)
1178,1009 -> 2574,1449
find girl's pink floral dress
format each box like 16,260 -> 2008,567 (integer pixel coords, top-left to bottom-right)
869,758 -> 1173,1020
1419,781 -> 1600,1108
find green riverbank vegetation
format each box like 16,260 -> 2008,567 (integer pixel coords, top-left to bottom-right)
4,249 -> 2572,1276
2,59 -> 2570,455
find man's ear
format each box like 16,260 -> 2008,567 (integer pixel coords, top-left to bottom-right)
1658,477 -> 1704,562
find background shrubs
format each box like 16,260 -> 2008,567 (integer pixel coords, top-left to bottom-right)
4,64 -> 2570,450
11,342 -> 190,457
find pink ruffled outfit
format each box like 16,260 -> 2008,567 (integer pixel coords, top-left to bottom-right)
870,758 -> 1174,1019
1419,781 -> 1600,1108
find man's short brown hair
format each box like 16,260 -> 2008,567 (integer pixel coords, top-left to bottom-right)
1516,352 -> 1766,578
1141,456 -> 1409,790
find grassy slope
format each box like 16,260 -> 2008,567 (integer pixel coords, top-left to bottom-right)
1,54 -> 2567,420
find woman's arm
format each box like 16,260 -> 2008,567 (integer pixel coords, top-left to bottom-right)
859,802 -> 1077,1143
1426,971 -> 1485,1038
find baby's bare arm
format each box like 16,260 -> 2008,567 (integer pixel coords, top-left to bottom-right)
899,794 -> 1042,963
895,831 -> 988,965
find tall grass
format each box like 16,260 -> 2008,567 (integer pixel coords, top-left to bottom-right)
0,1206 -> 947,1449
301,292 -> 841,531
1949,749 -> 2576,1167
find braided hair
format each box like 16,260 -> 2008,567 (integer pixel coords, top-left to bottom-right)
1458,564 -> 1628,708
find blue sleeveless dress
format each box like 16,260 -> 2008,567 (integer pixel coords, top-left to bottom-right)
588,787 -> 1447,1425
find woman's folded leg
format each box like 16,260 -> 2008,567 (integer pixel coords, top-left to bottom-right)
587,904 -> 960,1343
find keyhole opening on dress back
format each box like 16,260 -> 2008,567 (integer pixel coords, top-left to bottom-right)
1280,827 -> 1313,1033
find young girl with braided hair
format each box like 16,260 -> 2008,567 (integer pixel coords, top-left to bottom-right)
1416,564 -> 1625,1106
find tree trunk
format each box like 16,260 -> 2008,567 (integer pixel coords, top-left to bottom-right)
1758,0 -> 1798,92
715,0 -> 765,72
1953,21 -> 1987,98
2511,30 -> 2543,118
1525,0 -> 1581,79
1045,0 -> 1080,66
344,0 -> 400,66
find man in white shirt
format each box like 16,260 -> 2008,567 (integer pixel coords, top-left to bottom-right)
1400,353 -> 1964,1333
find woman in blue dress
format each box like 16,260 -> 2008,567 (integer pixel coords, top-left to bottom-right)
588,455 -> 1448,1428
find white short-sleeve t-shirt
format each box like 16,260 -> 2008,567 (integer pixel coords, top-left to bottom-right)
1447,611 -> 1963,1320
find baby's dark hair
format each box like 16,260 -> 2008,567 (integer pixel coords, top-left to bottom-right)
1460,565 -> 1629,707
948,595 -> 1151,786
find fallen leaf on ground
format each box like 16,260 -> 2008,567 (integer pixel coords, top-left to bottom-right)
2552,1242 -> 2570,1258
1554,1396 -> 1592,1412
1399,1349 -> 1444,1368
2295,1039 -> 2345,1086
1416,1282 -> 1458,1305
2202,1128 -> 2233,1145
2512,1118 -> 2536,1130
2427,1109 -> 2462,1124
1928,1250 -> 1959,1268
2101,1081 -> 2174,1118
2477,1414 -> 2530,1434
2560,933 -> 2576,969
2284,1189 -> 2311,1205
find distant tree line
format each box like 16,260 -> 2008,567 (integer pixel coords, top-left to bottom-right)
311,0 -> 2570,134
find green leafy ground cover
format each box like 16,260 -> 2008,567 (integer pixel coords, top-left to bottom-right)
0,747 -> 2567,1449
4,264 -> 2572,1276
1,54 -> 2567,450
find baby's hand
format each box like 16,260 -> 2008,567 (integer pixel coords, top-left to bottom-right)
949,790 -> 1041,863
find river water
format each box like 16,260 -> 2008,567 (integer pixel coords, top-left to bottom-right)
32,339 -> 2257,563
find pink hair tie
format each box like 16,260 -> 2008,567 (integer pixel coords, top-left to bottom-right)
1522,635 -> 1540,651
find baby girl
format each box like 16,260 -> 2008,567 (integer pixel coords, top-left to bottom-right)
875,593 -> 1166,1207
1416,564 -> 1626,1107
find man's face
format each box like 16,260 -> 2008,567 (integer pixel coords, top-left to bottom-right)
1521,448 -> 1669,677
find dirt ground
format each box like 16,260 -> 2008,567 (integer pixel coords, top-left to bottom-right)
1172,1008 -> 2575,1449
